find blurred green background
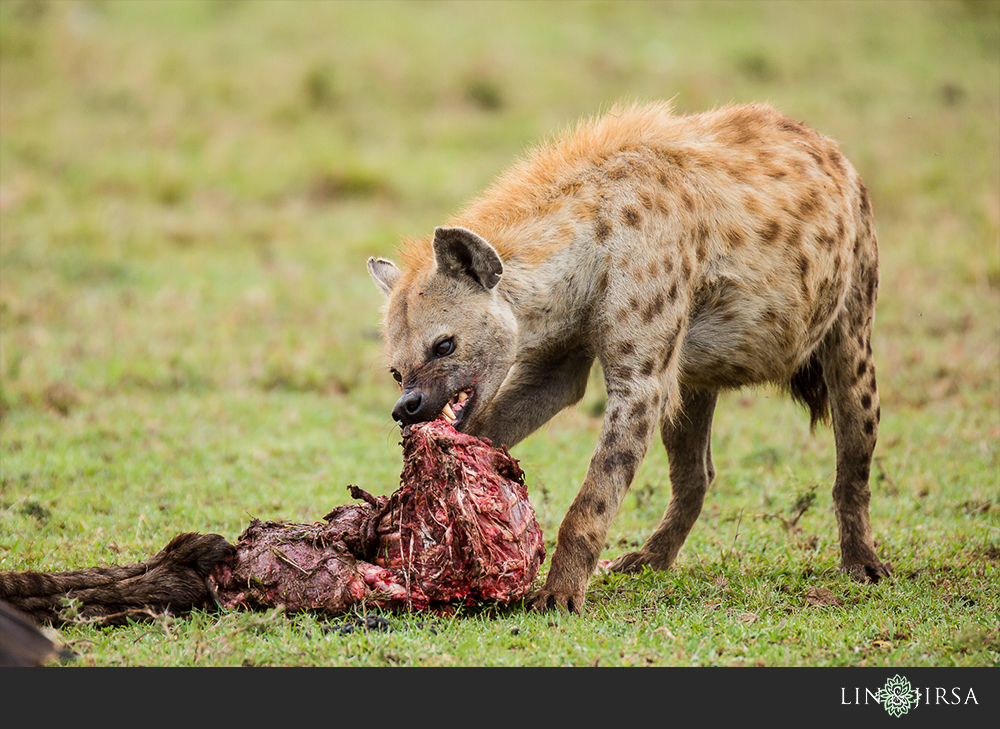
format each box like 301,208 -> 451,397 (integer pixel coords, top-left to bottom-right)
0,0 -> 997,666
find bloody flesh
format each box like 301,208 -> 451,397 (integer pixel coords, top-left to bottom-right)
0,420 -> 546,625
212,420 -> 546,614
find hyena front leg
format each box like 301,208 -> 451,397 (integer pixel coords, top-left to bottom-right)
609,386 -> 718,574
524,368 -> 663,613
470,350 -> 594,448
822,260 -> 891,582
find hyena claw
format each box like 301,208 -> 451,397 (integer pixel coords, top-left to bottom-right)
842,560 -> 893,584
524,587 -> 586,614
606,550 -> 655,575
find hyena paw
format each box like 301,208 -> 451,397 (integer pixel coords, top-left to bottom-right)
524,586 -> 586,614
607,550 -> 657,574
842,560 -> 892,584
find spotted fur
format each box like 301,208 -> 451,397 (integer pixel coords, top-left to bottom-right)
368,101 -> 890,613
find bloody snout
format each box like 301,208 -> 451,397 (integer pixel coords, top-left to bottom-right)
392,389 -> 435,427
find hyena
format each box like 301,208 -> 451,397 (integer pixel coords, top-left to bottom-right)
367,102 -> 891,613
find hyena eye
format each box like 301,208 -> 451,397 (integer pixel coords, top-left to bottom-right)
390,369 -> 403,386
433,337 -> 455,358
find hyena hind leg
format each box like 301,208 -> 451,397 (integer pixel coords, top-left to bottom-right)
821,316 -> 892,583
609,387 -> 718,574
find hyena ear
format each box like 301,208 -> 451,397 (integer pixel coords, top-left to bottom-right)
432,226 -> 503,290
367,257 -> 402,297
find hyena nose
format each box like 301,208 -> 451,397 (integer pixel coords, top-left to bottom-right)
392,389 -> 430,426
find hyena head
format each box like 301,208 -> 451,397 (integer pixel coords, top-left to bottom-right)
367,226 -> 518,433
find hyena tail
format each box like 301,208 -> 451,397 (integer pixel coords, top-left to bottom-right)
788,351 -> 830,431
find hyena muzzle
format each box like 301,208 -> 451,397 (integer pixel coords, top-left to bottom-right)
367,102 -> 891,613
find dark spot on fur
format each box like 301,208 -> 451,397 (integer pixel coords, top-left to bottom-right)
638,190 -> 655,210
631,417 -> 651,441
695,221 -> 709,246
560,179 -> 583,196
607,162 -> 631,181
611,366 -> 635,383
643,292 -> 666,323
681,189 -> 695,212
864,419 -> 876,436
829,148 -> 847,175
594,499 -> 607,515
657,148 -> 688,170
595,217 -> 613,242
620,341 -> 636,356
798,189 -> 821,218
654,193 -> 670,216
860,393 -> 872,409
697,237 -> 708,262
659,332 -> 679,371
779,118 -> 808,136
629,401 -> 649,420
640,358 -> 655,377
860,185 -> 872,216
601,449 -> 640,479
725,228 -> 744,247
603,429 -> 621,449
573,534 -> 600,558
622,205 -> 642,228
857,361 -> 867,377
759,219 -> 781,244
726,161 -> 748,182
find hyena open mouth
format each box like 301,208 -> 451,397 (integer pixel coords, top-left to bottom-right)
441,388 -> 474,427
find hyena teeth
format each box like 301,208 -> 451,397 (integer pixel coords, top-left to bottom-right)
457,390 -> 469,404
442,402 -> 457,422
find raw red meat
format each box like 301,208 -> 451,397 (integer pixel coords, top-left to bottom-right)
0,420 -> 546,626
212,420 -> 546,614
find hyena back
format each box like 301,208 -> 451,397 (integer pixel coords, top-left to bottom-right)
368,102 -> 890,613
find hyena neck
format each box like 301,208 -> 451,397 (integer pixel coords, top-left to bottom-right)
487,229 -> 598,354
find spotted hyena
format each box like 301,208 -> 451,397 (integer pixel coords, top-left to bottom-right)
367,102 -> 891,613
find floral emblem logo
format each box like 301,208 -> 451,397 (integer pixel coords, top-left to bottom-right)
877,674 -> 920,717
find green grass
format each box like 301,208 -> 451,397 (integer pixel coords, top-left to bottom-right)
1,0 -> 997,666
